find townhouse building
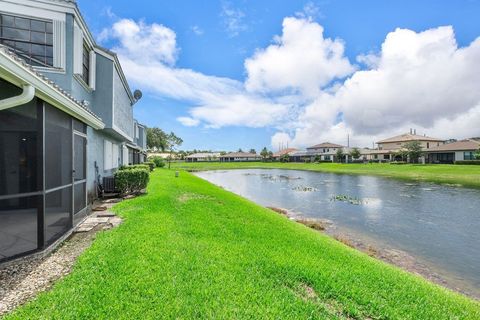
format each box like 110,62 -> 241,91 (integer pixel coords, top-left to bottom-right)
0,0 -> 147,262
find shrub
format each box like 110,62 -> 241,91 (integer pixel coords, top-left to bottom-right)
315,160 -> 332,163
144,161 -> 156,171
454,160 -> 480,165
150,156 -> 166,168
390,161 -> 407,165
114,168 -> 150,195
119,164 -> 150,171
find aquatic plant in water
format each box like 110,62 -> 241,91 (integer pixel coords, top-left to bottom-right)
331,194 -> 365,205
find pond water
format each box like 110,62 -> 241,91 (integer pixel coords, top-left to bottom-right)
195,169 -> 480,296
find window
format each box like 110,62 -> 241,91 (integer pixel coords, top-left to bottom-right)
0,13 -> 53,67
104,140 -> 119,170
82,42 -> 90,84
427,142 -> 430,148
464,152 -> 475,160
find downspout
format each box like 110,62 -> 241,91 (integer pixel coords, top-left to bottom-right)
0,84 -> 35,111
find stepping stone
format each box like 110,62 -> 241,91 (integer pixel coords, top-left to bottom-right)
85,217 -> 109,224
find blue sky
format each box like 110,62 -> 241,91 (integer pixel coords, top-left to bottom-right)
77,0 -> 480,151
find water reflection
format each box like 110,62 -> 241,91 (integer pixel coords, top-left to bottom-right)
195,169 -> 480,293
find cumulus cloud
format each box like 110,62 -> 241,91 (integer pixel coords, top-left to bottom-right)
245,17 -> 355,97
104,19 -> 290,129
280,25 -> 480,147
102,16 -> 480,150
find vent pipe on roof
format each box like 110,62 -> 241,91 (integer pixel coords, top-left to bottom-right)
0,84 -> 35,111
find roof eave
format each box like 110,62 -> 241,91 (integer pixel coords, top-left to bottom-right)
0,50 -> 105,130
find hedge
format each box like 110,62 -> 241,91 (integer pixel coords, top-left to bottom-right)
119,164 -> 150,171
390,161 -> 407,165
114,168 -> 150,195
144,161 -> 156,171
454,160 -> 480,165
149,156 -> 166,168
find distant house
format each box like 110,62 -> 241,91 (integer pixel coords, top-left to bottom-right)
425,139 -> 480,164
185,152 -> 221,162
219,152 -> 261,162
272,148 -> 298,160
306,142 -> 345,161
365,131 -> 445,161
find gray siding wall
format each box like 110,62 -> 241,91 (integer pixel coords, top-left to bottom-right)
86,128 -> 124,200
113,68 -> 134,140
91,55 -> 114,127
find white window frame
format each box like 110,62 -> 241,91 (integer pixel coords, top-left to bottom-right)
104,140 -> 119,171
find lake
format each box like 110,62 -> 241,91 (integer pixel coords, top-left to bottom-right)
195,169 -> 480,297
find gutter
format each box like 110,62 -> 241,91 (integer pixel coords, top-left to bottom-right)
0,84 -> 35,111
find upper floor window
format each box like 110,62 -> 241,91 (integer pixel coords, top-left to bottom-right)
82,42 -> 90,84
0,13 -> 53,67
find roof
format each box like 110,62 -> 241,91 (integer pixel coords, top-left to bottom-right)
426,139 -> 480,152
307,142 -> 344,149
272,148 -> 298,157
221,152 -> 260,158
377,133 -> 444,144
186,153 -> 221,158
0,45 -> 104,129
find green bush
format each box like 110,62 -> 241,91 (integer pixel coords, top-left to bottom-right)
150,156 -> 166,168
119,164 -> 150,171
144,161 -> 156,171
114,168 -> 150,195
390,161 -> 407,165
454,160 -> 480,165
315,160 -> 332,163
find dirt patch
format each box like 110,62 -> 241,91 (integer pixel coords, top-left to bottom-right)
297,219 -> 328,231
0,201 -> 123,317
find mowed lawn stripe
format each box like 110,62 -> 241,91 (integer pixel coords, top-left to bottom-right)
5,170 -> 480,319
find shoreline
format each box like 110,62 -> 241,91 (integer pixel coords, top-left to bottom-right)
267,206 -> 480,300
177,162 -> 480,190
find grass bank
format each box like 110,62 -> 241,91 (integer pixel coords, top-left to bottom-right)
171,161 -> 480,188
6,170 -> 479,319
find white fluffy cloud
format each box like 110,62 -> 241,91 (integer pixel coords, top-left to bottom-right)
104,19 -> 290,129
245,17 -> 355,97
101,17 -> 480,149
281,25 -> 480,147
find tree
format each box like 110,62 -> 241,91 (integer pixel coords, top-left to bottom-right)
278,154 -> 289,163
238,148 -> 244,153
146,127 -> 169,151
349,147 -> 361,160
249,149 -> 256,154
475,148 -> 480,160
404,141 -> 423,163
260,147 -> 269,162
165,132 -> 183,169
335,148 -> 345,163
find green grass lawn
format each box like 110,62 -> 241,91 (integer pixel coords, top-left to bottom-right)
171,161 -> 480,188
5,170 -> 480,319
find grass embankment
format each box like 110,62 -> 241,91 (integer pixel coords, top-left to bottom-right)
6,170 -> 479,319
172,161 -> 480,188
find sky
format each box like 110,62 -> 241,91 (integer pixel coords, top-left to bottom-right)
77,0 -> 480,152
